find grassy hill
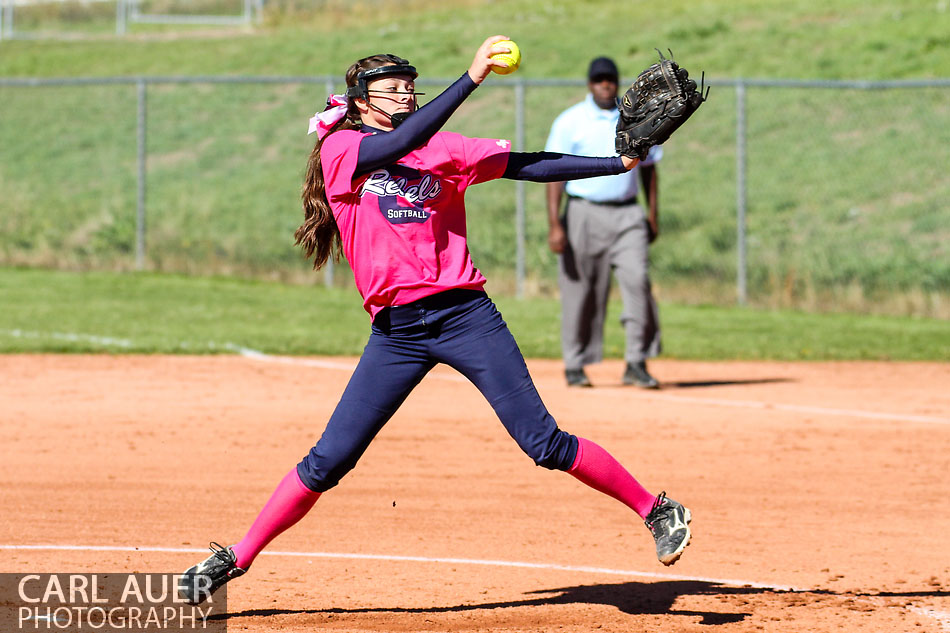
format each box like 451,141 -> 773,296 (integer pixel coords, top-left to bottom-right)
2,0 -> 948,79
1,0 -> 949,317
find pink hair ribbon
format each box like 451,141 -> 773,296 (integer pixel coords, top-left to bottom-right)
308,94 -> 349,138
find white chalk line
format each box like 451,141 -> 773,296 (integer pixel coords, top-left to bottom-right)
3,329 -> 948,425
232,345 -> 950,426
4,544 -> 947,629
2,329 -> 136,348
0,543 -> 795,591
0,329 -> 231,353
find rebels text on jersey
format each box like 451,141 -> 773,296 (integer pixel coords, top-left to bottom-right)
360,165 -> 442,224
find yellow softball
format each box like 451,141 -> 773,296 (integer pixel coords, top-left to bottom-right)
490,40 -> 521,75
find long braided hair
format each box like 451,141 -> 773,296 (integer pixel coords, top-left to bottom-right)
295,54 -> 406,269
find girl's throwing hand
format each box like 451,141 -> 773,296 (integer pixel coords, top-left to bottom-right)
468,35 -> 512,85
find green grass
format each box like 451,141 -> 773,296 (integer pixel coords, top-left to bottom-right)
1,268 -> 947,360
1,0 -> 949,317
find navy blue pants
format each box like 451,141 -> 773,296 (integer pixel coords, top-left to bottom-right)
297,289 -> 578,492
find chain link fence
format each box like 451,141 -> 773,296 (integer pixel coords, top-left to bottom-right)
1,75 -> 948,317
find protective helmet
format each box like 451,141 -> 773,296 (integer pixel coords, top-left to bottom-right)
345,54 -> 418,101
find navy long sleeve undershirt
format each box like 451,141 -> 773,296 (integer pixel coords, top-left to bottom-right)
501,152 -> 625,182
355,72 -> 627,182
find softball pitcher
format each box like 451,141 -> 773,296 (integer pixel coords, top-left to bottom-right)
179,36 -> 691,606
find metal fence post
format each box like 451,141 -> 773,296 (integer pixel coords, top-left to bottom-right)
514,80 -> 526,298
735,80 -> 747,305
1,0 -> 13,40
136,79 -> 147,270
116,0 -> 127,36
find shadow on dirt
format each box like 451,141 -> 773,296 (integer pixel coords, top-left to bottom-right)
216,580 -> 782,625
665,378 -> 794,389
217,579 -> 950,625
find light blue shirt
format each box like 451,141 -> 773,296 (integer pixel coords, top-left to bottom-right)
545,94 -> 662,203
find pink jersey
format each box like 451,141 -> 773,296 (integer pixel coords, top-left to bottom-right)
321,128 -> 511,318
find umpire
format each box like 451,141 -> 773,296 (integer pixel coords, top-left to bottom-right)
545,56 -> 662,389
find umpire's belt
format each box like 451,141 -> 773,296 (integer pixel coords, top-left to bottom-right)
568,194 -> 638,207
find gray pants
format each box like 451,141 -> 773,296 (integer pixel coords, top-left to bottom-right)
558,197 -> 661,369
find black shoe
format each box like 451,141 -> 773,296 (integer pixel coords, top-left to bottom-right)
644,492 -> 692,566
565,368 -> 592,387
179,542 -> 246,605
623,361 -> 659,388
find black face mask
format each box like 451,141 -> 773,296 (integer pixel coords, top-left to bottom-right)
389,111 -> 413,127
362,101 -> 418,128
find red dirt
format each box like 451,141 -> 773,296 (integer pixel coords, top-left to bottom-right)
2,355 -> 948,632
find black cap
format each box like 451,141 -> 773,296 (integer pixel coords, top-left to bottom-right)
588,56 -> 619,82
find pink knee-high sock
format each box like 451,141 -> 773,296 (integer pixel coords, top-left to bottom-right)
568,437 -> 656,519
230,468 -> 321,569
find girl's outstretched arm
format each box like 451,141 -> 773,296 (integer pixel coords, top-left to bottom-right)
356,35 -> 513,175
503,152 -> 638,182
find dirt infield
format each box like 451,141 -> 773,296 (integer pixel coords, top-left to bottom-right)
2,354 -> 949,632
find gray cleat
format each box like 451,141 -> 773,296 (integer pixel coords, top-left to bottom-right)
179,542 -> 246,605
644,492 -> 692,566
